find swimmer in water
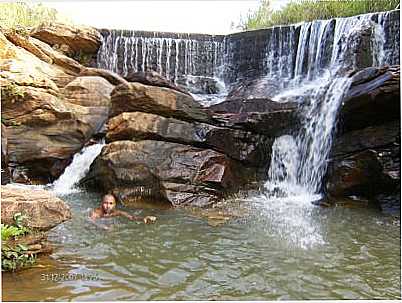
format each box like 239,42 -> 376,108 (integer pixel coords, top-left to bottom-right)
89,194 -> 156,224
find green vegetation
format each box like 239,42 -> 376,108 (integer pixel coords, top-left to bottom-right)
239,0 -> 400,30
0,1 -> 70,30
1,83 -> 25,102
1,213 -> 36,271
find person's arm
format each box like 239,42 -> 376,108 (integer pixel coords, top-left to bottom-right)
115,210 -> 156,223
88,209 -> 111,230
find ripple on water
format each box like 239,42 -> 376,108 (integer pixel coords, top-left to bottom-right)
2,190 -> 400,301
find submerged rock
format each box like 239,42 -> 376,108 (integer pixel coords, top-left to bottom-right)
1,186 -> 72,231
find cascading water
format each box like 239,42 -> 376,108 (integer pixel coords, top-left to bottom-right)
255,11 -> 398,248
97,30 -> 225,87
94,11 -> 399,248
265,11 -> 397,200
52,142 -> 105,195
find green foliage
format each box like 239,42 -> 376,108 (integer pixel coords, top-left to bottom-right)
73,50 -> 93,66
1,82 -> 25,103
0,1 -> 71,30
240,0 -> 400,30
1,213 -> 30,241
2,244 -> 36,271
1,212 -> 35,271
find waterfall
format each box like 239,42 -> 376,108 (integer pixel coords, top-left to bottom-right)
97,30 -> 225,88
96,10 -> 398,199
264,11 -> 397,199
52,142 -> 105,195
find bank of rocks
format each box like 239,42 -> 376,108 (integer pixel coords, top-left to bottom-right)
325,65 -> 400,214
81,82 -> 298,207
0,25 -> 127,183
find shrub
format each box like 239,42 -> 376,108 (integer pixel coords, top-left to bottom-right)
240,0 -> 400,30
1,213 -> 36,271
0,1 -> 71,30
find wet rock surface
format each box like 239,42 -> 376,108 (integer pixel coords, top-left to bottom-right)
81,140 -> 254,207
326,65 -> 400,214
209,98 -> 299,137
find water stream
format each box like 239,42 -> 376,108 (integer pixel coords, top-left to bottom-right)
2,10 -> 400,301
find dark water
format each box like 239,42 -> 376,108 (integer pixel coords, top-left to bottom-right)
2,191 -> 400,301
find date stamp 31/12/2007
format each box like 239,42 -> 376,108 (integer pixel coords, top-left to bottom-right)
41,272 -> 100,282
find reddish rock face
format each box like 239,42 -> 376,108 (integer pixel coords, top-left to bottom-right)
326,65 -> 400,214
81,140 -> 254,207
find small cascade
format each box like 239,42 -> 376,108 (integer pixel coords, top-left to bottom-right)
52,142 -> 105,195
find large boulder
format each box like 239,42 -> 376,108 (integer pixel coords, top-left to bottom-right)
106,112 -> 272,168
79,67 -> 130,86
81,140 -> 254,207
0,30 -> 112,183
338,65 -> 400,134
61,76 -> 114,106
326,149 -> 394,197
1,186 -> 72,231
110,82 -> 213,123
31,23 -> 101,55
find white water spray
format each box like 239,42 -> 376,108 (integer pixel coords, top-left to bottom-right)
52,143 -> 104,195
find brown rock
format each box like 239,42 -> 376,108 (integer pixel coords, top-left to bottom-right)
81,140 -> 254,207
4,30 -> 53,64
110,82 -> 213,123
1,186 -> 72,231
326,150 -> 394,198
62,76 -> 114,107
30,37 -> 83,76
125,70 -> 190,95
31,23 -> 101,54
339,65 -> 400,133
209,98 -> 300,137
0,31 -> 110,182
106,112 -> 272,168
2,124 -> 10,185
79,67 -> 130,86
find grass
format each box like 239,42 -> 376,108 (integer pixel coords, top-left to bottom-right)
0,1 -> 71,30
239,0 -> 400,30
